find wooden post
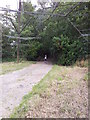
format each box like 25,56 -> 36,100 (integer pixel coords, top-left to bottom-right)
17,0 -> 21,63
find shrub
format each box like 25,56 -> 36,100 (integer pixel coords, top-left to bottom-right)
26,41 -> 42,61
51,35 -> 87,66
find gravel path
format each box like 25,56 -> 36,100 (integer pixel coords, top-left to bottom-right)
0,62 -> 52,118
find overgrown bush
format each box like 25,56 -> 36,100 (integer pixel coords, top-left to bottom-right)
51,35 -> 87,66
25,41 -> 43,61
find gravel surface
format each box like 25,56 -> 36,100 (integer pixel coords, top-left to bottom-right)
0,62 -> 52,118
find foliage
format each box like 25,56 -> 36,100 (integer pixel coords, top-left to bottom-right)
2,26 -> 16,59
2,2 -> 89,65
25,41 -> 43,61
51,35 -> 82,65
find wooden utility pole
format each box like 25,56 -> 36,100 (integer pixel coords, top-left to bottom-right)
17,0 -> 21,63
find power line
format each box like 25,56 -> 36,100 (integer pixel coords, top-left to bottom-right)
0,2 -> 83,17
67,18 -> 88,41
2,15 -> 18,33
81,34 -> 90,37
80,29 -> 90,31
65,2 -> 82,17
1,2 -> 88,62
0,7 -> 65,17
20,17 -> 33,34
3,35 -> 41,40
43,2 -> 60,22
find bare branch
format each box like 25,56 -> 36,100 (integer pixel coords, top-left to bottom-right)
65,2 -> 82,17
67,18 -> 88,41
2,15 -> 18,33
20,17 -> 32,33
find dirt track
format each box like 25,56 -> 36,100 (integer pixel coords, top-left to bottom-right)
0,62 -> 52,118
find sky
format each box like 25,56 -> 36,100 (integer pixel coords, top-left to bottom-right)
0,0 -> 89,10
0,0 -> 38,10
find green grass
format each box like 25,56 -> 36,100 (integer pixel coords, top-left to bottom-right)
58,77 -> 63,81
83,72 -> 89,81
0,60 -> 36,75
10,65 -> 62,118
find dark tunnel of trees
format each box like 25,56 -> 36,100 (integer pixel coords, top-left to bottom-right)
1,2 -> 90,65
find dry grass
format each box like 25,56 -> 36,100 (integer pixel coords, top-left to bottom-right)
0,61 -> 35,75
75,59 -> 88,67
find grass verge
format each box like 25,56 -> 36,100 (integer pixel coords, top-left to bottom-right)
10,65 -> 61,118
0,60 -> 36,75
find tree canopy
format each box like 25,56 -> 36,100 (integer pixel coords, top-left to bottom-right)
1,2 -> 89,65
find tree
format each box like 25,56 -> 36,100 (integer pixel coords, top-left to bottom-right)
2,2 -> 89,64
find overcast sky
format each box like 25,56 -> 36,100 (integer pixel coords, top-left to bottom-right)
0,0 -> 88,10
0,0 -> 38,10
